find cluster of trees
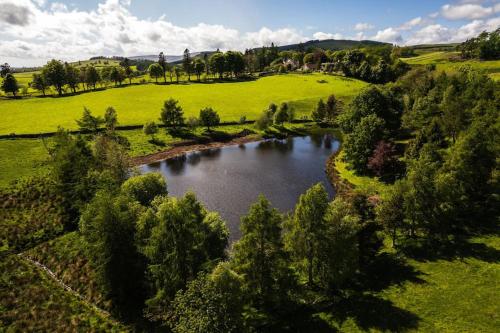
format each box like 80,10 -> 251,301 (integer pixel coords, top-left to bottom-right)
142,98 -> 221,138
255,102 -> 295,130
338,64 -> 499,244
312,94 -> 343,124
148,49 -> 247,83
459,28 -> 500,60
323,48 -> 410,83
32,59 -> 136,96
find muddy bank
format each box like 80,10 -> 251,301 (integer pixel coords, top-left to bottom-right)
325,149 -> 354,195
131,134 -> 263,166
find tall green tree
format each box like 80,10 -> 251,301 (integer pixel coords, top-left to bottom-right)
312,98 -> 326,123
158,52 -> 168,83
149,63 -> 164,83
104,106 -> 118,133
183,49 -> 192,81
209,52 -> 226,79
80,190 -> 146,319
284,183 -> 329,287
232,195 -> 292,310
64,63 -> 80,93
85,65 -> 100,90
31,73 -> 47,96
193,58 -> 205,81
1,73 -> 19,96
76,107 -> 104,133
160,98 -> 185,129
42,59 -> 66,96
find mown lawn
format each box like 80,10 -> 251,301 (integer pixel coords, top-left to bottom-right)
401,51 -> 500,80
0,73 -> 366,135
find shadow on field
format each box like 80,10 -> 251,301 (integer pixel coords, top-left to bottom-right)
327,293 -> 420,332
401,235 -> 500,263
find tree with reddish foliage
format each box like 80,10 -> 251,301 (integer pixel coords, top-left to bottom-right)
367,140 -> 397,177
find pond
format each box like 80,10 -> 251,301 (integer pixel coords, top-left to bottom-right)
140,134 -> 340,241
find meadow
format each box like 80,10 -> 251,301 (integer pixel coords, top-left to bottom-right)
401,51 -> 500,79
0,73 -> 366,135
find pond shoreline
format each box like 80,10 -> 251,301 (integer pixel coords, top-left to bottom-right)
130,134 -> 263,166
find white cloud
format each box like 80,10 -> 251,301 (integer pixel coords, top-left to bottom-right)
0,0 -> 309,66
405,24 -> 451,45
355,32 -> 367,40
399,17 -> 423,30
354,22 -> 374,31
313,31 -> 343,40
372,28 -> 403,44
441,3 -> 495,20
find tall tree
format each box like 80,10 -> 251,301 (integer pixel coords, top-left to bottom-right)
1,73 -> 19,96
158,52 -> 168,83
232,195 -> 292,310
64,63 -> 80,93
0,63 -> 11,78
160,98 -> 185,129
80,190 -> 146,319
284,183 -> 329,287
183,48 -> 192,81
76,107 -> 104,133
148,63 -> 164,83
85,65 -> 100,90
193,58 -> 205,81
31,73 -> 47,96
42,59 -> 66,96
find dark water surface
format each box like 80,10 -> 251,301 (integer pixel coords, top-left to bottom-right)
140,134 -> 339,240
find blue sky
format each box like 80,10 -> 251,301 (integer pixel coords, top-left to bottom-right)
0,0 -> 499,66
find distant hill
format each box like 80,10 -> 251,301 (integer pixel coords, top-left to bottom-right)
409,43 -> 460,53
275,39 -> 391,51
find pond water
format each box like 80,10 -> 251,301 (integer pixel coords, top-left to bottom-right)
140,134 -> 340,240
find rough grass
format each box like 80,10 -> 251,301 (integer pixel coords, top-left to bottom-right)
334,151 -> 387,195
0,254 -> 128,332
0,73 -> 366,135
401,51 -> 500,80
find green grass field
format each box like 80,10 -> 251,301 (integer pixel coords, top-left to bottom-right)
401,51 -> 500,80
0,73 -> 366,135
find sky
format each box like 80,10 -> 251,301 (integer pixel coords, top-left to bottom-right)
1,0 -> 499,66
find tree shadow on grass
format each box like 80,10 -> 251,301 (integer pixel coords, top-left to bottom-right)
326,293 -> 420,332
356,252 -> 427,292
400,235 -> 500,264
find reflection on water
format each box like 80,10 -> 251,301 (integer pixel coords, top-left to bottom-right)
140,135 -> 340,241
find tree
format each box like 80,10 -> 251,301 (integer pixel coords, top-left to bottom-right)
232,195 -> 292,310
0,63 -> 11,78
64,63 -> 80,93
158,52 -> 168,83
209,52 -> 226,79
284,183 -> 329,287
85,66 -> 100,90
104,106 -> 118,133
144,193 -> 228,316
174,66 -> 182,83
160,98 -> 184,129
1,73 -> 19,96
320,197 -> 360,290
274,104 -> 289,125
169,263 -> 245,333
121,172 -> 167,206
143,121 -> 159,142
183,49 -> 192,81
376,180 -> 408,246
441,85 -> 467,142
80,190 -> 145,318
343,114 -> 386,174
110,67 -> 125,86
193,58 -> 205,81
255,110 -> 273,130
76,107 -> 104,133
367,140 -> 398,177
120,57 -> 133,84
325,94 -> 342,124
312,98 -> 326,123
148,63 -> 164,83
42,59 -> 66,96
31,73 -> 47,96
199,107 -> 220,131
49,129 -> 97,227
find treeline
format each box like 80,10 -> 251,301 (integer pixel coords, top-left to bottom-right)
459,28 -> 500,60
332,65 -> 499,244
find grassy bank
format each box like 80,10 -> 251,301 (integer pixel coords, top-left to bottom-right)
0,73 -> 366,135
401,51 -> 500,80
